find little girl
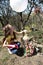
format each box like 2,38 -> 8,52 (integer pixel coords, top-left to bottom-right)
3,24 -> 21,54
24,42 -> 34,57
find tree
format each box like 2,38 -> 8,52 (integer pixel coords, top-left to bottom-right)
0,0 -> 43,31
39,0 -> 43,3
0,0 -> 12,27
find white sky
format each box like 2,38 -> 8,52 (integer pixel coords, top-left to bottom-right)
10,0 -> 28,12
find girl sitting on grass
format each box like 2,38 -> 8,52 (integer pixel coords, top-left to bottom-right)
3,24 -> 22,54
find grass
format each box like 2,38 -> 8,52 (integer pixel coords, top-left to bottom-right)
1,54 -> 10,62
29,30 -> 43,44
0,46 -> 2,51
0,47 -> 10,65
0,30 -> 4,36
0,36 -> 4,38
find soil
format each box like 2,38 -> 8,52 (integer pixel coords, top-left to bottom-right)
0,47 -> 43,65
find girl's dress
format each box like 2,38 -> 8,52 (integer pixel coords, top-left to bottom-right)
5,35 -> 20,54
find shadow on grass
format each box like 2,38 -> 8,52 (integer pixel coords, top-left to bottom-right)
16,47 -> 24,57
16,47 -> 42,57
32,47 -> 42,56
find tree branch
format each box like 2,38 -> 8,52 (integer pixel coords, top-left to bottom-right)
23,6 -> 34,27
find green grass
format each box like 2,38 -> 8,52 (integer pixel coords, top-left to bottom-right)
0,36 -> 4,37
1,54 -> 10,62
29,30 -> 43,44
0,47 -> 10,65
0,30 -> 4,36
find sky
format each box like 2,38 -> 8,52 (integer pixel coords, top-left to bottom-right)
10,0 -> 28,12
0,0 -> 43,16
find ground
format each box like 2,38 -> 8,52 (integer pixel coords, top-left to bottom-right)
0,46 -> 43,65
0,36 -> 43,65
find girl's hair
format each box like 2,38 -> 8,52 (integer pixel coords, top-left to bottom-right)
4,26 -> 17,42
13,31 -> 17,39
4,27 -> 11,38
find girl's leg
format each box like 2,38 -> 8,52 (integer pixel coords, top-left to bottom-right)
10,49 -> 18,54
8,48 -> 12,54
